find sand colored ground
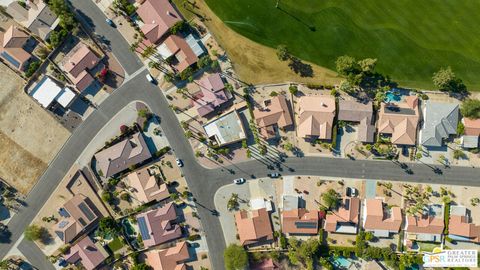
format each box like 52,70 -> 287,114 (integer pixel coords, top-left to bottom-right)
0,63 -> 70,193
173,0 -> 342,86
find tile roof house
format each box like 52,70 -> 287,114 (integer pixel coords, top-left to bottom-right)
324,197 -> 360,234
297,96 -> 336,140
448,205 -> 480,243
64,236 -> 108,270
146,241 -> 190,270
0,25 -> 32,71
363,199 -> 403,237
462,118 -> 480,149
282,208 -> 319,235
136,0 -> 182,44
420,101 -> 459,147
251,259 -> 280,270
126,167 -> 169,204
94,132 -> 152,178
162,34 -> 200,73
405,204 -> 444,242
54,194 -> 100,244
61,43 -> 100,91
194,73 -> 230,117
338,100 -> 375,142
235,208 -> 274,247
7,0 -> 58,40
377,96 -> 420,145
136,202 -> 182,248
254,95 -> 293,139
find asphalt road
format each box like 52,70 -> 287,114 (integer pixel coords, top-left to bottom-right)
1,1 -> 480,270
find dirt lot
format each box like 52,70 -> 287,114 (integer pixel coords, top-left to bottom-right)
0,63 -> 70,194
174,0 -> 341,86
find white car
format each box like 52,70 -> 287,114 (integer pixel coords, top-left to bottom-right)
146,73 -> 155,83
176,158 -> 184,167
233,178 -> 246,184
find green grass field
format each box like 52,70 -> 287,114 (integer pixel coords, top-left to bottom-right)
204,0 -> 480,90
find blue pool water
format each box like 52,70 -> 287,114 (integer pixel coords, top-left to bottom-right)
385,91 -> 402,103
331,256 -> 352,269
406,264 -> 419,270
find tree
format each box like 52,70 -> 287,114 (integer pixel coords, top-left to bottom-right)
432,67 -> 466,93
276,45 -> 289,61
132,263 -> 152,270
339,80 -> 355,94
321,189 -> 341,210
460,99 -> 480,119
335,55 -> 358,75
24,225 -> 46,241
197,55 -> 213,69
169,20 -> 189,35
289,85 -> 298,95
358,58 -> 377,73
98,217 -> 118,237
224,244 -> 248,270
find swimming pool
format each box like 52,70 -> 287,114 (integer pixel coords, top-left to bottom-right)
384,90 -> 402,103
331,256 -> 352,269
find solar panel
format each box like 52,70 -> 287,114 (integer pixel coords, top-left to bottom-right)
137,217 -> 151,240
1,52 -> 20,68
79,202 -> 95,221
295,221 -> 317,229
58,220 -> 69,229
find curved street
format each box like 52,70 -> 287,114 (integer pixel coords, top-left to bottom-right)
0,1 -> 479,270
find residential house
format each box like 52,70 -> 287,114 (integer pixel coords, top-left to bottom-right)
136,202 -> 182,248
377,96 -> 420,145
420,101 -> 459,147
405,204 -> 444,243
362,260 -> 385,270
159,34 -> 203,73
448,205 -> 480,243
146,241 -> 190,270
363,199 -> 403,237
0,25 -> 32,71
29,76 -> 76,109
338,100 -> 375,143
324,197 -> 360,234
126,166 -> 170,204
250,259 -> 280,270
54,194 -> 101,244
61,43 -> 100,91
94,132 -> 152,178
282,208 -> 319,236
203,109 -> 247,146
297,96 -> 336,140
63,236 -> 108,270
462,118 -> 480,149
253,95 -> 293,139
136,0 -> 182,44
235,208 -> 274,247
7,0 -> 58,40
194,73 -> 230,117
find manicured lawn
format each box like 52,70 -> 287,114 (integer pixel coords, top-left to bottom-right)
204,0 -> 480,90
107,237 -> 124,252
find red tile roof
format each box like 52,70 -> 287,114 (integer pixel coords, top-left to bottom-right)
137,0 -> 182,44
282,208 -> 319,235
254,95 -> 293,139
136,202 -> 182,248
464,117 -> 480,136
146,241 -> 190,270
64,237 -> 107,270
235,208 -> 273,246
62,43 -> 99,91
406,212 -> 444,235
324,197 -> 360,233
377,96 -> 420,145
127,167 -> 170,204
363,199 -> 402,232
194,73 -> 229,116
0,25 -> 31,70
164,34 -> 198,73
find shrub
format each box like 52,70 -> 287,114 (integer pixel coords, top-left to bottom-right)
101,191 -> 113,204
120,193 -> 130,201
289,85 -> 298,95
25,61 -> 41,77
24,224 -> 47,242
270,91 -> 278,97
224,244 -> 248,270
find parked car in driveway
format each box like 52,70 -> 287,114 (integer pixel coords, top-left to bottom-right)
233,178 -> 245,184
267,173 -> 280,178
346,187 -> 358,197
146,73 -> 156,84
176,158 -> 184,167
